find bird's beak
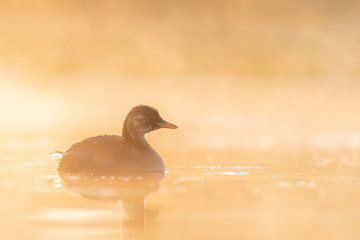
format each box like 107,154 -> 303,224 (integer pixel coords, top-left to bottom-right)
158,120 -> 178,129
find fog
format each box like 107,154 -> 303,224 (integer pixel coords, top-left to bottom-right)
0,0 -> 359,156
1,2 -> 360,240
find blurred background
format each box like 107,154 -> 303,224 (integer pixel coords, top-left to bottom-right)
0,0 -> 360,163
1,1 -> 360,240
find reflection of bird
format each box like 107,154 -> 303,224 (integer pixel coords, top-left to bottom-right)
57,105 -> 177,176
59,172 -> 164,238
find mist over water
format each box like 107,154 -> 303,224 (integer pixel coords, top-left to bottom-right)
0,1 -> 360,239
0,0 -> 360,151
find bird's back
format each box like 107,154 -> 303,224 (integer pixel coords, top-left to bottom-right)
58,135 -> 165,176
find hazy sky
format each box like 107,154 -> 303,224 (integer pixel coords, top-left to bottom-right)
0,0 -> 358,79
0,1 -> 359,150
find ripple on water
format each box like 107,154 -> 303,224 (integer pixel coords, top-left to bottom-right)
170,165 -> 253,178
205,171 -> 250,176
34,208 -> 117,223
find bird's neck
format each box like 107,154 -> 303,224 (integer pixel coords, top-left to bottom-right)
122,119 -> 150,149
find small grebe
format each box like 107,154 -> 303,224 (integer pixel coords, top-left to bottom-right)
57,105 -> 177,176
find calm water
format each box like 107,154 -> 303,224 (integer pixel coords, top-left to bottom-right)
1,137 -> 360,240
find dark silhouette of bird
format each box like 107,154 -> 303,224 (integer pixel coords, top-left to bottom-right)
57,105 -> 177,177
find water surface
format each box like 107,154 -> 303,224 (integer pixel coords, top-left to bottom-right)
1,137 -> 359,240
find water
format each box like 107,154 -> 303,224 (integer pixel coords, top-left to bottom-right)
1,137 -> 360,240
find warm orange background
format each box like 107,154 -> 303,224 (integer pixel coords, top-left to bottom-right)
0,2 -> 360,240
0,0 -> 359,161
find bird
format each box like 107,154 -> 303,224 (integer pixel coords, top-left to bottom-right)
57,105 -> 177,177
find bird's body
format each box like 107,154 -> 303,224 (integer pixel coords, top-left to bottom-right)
57,105 -> 177,177
58,135 -> 165,176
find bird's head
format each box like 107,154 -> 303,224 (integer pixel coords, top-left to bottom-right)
122,105 -> 177,140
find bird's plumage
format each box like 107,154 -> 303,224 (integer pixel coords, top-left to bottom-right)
57,105 -> 176,177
